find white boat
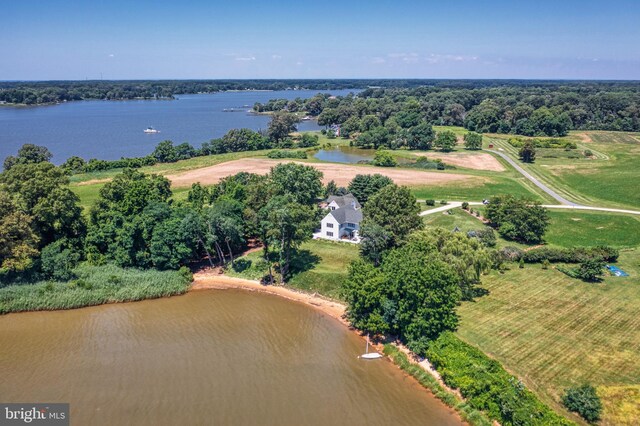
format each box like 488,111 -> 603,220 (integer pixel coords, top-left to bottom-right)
144,127 -> 160,133
361,334 -> 383,359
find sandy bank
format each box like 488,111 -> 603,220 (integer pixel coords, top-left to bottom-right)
191,270 -> 348,326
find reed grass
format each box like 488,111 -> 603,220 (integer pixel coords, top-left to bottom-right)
0,264 -> 192,314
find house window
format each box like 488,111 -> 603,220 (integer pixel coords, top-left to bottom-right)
326,231 -> 334,237
327,223 -> 334,228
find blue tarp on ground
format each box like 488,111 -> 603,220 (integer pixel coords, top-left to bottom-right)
606,265 -> 629,277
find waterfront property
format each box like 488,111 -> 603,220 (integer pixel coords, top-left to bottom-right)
316,194 -> 362,243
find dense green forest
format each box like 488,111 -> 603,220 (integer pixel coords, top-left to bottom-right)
255,81 -> 640,136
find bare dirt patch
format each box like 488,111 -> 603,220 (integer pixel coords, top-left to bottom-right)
76,178 -> 111,186
166,158 -> 477,188
413,152 -> 505,172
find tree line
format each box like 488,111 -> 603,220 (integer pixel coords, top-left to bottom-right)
49,114 -> 319,174
258,81 -> 640,137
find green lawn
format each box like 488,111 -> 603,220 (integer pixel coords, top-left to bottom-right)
546,211 -> 640,248
457,250 -> 640,425
488,131 -> 640,210
226,239 -> 359,299
411,173 -> 552,203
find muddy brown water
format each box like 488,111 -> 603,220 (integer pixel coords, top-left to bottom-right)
0,290 -> 462,425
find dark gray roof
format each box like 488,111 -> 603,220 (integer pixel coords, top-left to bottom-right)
327,194 -> 361,209
329,205 -> 363,224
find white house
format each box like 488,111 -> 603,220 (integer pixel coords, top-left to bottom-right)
316,194 -> 363,243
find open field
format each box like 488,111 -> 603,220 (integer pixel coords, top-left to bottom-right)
413,151 -> 506,172
457,250 -> 640,425
411,173 -> 553,203
166,157 -> 477,188
545,210 -> 640,248
487,130 -> 640,210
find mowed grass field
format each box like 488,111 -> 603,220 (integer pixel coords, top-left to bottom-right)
425,206 -> 640,423
488,130 -> 640,210
457,256 -> 640,425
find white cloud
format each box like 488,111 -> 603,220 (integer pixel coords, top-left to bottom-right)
235,56 -> 256,61
108,53 -> 115,58
371,57 -> 386,64
271,54 -> 282,60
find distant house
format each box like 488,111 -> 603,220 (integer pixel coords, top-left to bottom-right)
316,194 -> 363,243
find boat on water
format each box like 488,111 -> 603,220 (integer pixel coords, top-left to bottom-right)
144,127 -> 160,133
360,334 -> 383,359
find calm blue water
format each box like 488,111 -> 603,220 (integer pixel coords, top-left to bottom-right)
0,89 -> 357,164
313,146 -> 375,163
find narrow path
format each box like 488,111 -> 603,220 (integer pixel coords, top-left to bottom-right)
487,149 -> 578,206
419,201 -> 640,216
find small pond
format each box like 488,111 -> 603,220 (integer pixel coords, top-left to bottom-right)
313,145 -> 375,163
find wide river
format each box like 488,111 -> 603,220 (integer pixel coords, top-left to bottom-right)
0,290 -> 461,426
0,89 -> 356,164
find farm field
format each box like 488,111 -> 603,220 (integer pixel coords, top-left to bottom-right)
488,131 -> 640,210
165,157 -> 476,188
70,126 -> 575,213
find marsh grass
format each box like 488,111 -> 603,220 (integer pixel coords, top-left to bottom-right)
0,264 -> 191,314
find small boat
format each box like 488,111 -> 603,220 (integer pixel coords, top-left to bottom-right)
360,334 -> 383,359
144,127 -> 160,133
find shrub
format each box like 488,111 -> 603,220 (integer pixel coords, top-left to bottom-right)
427,332 -> 573,425
542,259 -> 550,270
522,246 -> 618,264
562,384 -> 602,423
574,259 -> 605,282
584,149 -> 593,157
40,240 -> 81,281
372,150 -> 397,167
461,202 -> 469,210
440,200 -> 448,205
499,246 -> 525,262
468,228 -> 496,247
425,199 -> 436,206
267,149 -> 307,159
232,258 -> 252,273
298,133 -> 319,147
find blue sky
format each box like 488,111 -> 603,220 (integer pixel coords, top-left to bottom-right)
1,0 -> 639,80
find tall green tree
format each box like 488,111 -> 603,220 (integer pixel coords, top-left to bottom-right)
3,144 -> 53,171
434,130 -> 457,152
362,184 -> 422,246
0,190 -> 39,274
347,174 -> 393,205
343,242 -> 461,355
463,132 -> 483,150
259,194 -> 316,282
0,162 -> 85,249
485,195 -> 549,243
267,112 -> 300,143
269,163 -> 323,205
519,140 -> 536,163
407,122 -> 435,150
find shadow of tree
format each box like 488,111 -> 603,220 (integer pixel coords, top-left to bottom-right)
289,249 -> 321,276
